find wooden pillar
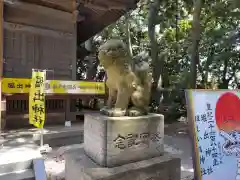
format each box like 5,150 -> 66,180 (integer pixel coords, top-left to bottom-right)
71,1 -> 77,81
0,0 -> 5,131
65,0 -> 77,122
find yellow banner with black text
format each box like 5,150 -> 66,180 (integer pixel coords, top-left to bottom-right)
29,70 -> 46,128
2,78 -> 105,95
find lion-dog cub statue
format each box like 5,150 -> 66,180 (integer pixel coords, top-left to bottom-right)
98,39 -> 152,117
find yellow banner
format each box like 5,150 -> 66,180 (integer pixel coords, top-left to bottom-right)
29,70 -> 46,128
2,78 -> 105,94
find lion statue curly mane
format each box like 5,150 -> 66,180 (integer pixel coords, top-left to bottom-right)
98,39 -> 152,117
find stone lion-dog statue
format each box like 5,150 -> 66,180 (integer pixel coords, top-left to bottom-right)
98,39 -> 152,117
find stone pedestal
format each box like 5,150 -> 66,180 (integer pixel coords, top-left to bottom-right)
65,146 -> 181,180
84,113 -> 164,167
65,113 -> 181,180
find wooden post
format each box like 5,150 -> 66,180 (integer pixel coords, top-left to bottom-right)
65,0 -> 77,123
72,0 -> 77,80
0,0 -> 4,131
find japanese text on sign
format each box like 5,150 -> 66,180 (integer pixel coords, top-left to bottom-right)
113,132 -> 162,150
29,70 -> 46,128
195,103 -> 223,177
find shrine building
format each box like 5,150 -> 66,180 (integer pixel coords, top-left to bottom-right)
0,0 -> 138,129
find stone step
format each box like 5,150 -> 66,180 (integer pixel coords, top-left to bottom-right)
0,146 -> 41,180
33,129 -> 83,147
0,159 -> 32,175
65,145 -> 181,180
1,124 -> 84,148
0,169 -> 34,180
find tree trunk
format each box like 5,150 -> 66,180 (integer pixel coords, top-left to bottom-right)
218,58 -> 230,89
85,37 -> 93,52
84,37 -> 99,80
202,46 -> 215,88
148,0 -> 163,105
190,0 -> 203,89
222,58 -> 228,84
218,80 -> 229,89
235,75 -> 240,89
125,12 -> 133,57
86,55 -> 99,80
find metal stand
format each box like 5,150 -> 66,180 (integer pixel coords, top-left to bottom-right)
40,128 -> 43,147
38,128 -> 52,154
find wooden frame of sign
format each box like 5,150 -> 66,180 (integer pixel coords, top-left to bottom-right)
185,90 -> 202,180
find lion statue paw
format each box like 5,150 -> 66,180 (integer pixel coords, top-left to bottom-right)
100,107 -> 126,117
127,107 -> 147,117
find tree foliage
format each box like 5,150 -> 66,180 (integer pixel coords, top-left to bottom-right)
77,0 -> 240,120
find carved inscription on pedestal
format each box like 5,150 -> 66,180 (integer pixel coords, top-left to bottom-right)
113,132 -> 162,150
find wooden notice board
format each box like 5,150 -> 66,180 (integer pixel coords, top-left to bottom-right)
186,90 -> 240,180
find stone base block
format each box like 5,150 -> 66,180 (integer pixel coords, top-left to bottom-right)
84,113 -> 164,167
65,147 -> 181,180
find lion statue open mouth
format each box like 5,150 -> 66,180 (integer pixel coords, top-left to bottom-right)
98,39 -> 152,117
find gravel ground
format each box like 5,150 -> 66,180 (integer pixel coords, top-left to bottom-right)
44,145 -> 83,180
44,147 -> 66,180
45,158 -> 65,180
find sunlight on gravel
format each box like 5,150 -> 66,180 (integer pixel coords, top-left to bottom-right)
45,158 -> 65,180
44,148 -> 66,180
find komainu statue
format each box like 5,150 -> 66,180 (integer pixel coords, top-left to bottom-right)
98,39 -> 152,117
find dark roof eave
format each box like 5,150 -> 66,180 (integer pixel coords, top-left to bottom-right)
77,2 -> 138,44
